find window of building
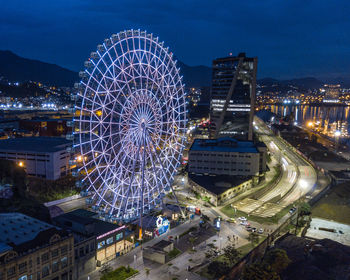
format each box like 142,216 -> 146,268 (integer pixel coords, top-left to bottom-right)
51,249 -> 59,258
85,245 -> 89,254
37,257 -> 40,265
18,261 -> 27,272
90,242 -> 95,251
106,237 -> 114,245
41,252 -> 49,263
52,261 -> 59,273
61,257 -> 68,268
79,247 -> 84,257
42,265 -> 50,277
75,249 -> 78,260
97,241 -> 105,249
18,275 -> 28,280
61,245 -> 68,254
7,267 -> 15,277
37,272 -> 40,280
116,233 -> 123,241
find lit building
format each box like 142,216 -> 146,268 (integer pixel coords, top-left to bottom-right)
322,84 -> 340,103
53,209 -> 134,267
210,53 -> 257,140
0,137 -> 71,180
188,137 -> 267,177
0,213 -> 74,280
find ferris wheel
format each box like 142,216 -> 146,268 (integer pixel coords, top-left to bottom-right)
72,30 -> 187,222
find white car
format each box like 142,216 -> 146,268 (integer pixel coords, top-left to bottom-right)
240,221 -> 249,226
258,228 -> 264,234
238,216 -> 247,221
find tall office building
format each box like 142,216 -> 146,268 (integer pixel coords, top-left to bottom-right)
210,53 -> 257,140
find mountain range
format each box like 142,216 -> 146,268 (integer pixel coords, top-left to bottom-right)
0,50 -> 348,89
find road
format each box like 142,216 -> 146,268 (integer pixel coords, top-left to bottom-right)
232,118 -> 317,218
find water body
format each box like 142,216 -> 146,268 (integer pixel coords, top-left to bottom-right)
263,104 -> 350,133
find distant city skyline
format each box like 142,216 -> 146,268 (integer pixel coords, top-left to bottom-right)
0,0 -> 349,79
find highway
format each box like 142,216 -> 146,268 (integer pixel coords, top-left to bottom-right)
232,117 -> 317,218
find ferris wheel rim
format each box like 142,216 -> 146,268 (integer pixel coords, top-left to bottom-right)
73,30 -> 186,221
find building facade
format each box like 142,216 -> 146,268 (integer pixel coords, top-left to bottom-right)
188,137 -> 266,177
210,53 -> 257,140
0,213 -> 74,280
189,174 -> 253,206
53,210 -> 134,268
0,137 -> 71,180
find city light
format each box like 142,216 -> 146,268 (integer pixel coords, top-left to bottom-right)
18,161 -> 24,167
334,130 -> 341,137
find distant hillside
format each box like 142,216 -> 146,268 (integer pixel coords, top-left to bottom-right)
258,77 -> 324,89
177,61 -> 212,88
0,50 -> 212,88
0,50 -> 78,87
2,50 -> 347,90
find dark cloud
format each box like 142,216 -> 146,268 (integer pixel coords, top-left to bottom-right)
0,0 -> 349,79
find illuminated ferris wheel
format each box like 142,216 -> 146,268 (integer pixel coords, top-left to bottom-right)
72,30 -> 187,222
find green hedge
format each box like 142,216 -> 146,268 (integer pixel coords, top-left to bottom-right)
101,266 -> 138,280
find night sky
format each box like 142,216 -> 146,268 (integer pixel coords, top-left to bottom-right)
1,0 -> 349,79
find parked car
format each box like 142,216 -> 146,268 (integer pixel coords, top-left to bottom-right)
246,226 -> 252,232
238,216 -> 247,221
258,228 -> 264,234
289,207 -> 296,214
240,221 -> 250,226
251,227 -> 257,232
227,218 -> 236,224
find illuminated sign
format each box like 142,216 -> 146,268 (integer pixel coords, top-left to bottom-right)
97,225 -> 126,240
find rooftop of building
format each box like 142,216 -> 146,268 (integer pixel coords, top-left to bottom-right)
0,136 -> 71,153
151,240 -> 173,251
189,173 -> 252,195
0,213 -> 57,246
54,209 -> 125,239
190,137 -> 259,153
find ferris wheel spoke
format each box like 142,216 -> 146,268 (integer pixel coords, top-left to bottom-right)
74,31 -> 186,221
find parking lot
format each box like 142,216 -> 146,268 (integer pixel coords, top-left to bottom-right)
306,217 -> 350,246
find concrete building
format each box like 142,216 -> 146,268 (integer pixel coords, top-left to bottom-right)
143,240 -> 174,264
210,53 -> 257,140
53,209 -> 134,268
189,174 -> 253,206
0,137 -> 71,180
0,213 -> 74,280
53,212 -> 96,280
188,137 -> 267,177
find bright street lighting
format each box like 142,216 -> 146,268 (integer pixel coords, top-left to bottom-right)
334,130 -> 341,137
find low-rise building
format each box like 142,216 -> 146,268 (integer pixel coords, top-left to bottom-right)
188,137 -> 266,177
189,174 -> 253,206
53,209 -> 134,268
0,137 -> 71,180
0,213 -> 74,280
143,240 -> 174,264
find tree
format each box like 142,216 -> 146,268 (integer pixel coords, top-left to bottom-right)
263,248 -> 291,274
299,202 -> 311,216
205,243 -> 220,259
145,268 -> 150,278
248,232 -> 259,244
242,263 -> 280,280
188,237 -> 197,250
207,261 -> 230,278
222,244 -> 240,266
